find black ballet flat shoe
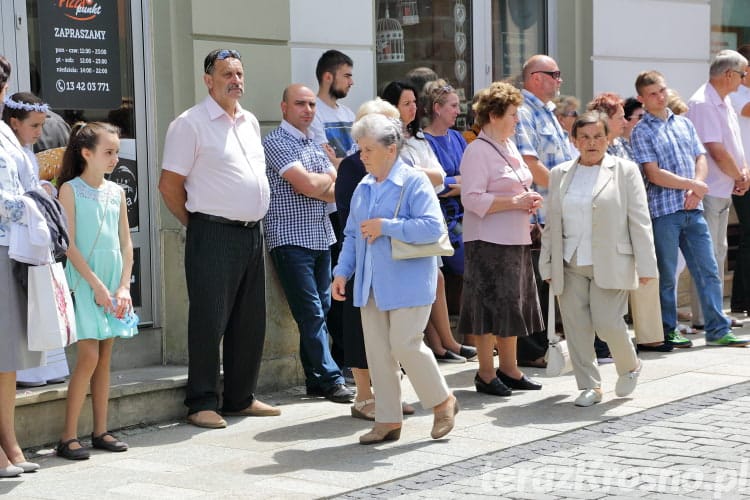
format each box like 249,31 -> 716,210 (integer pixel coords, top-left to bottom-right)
56,438 -> 90,460
496,369 -> 543,390
91,432 -> 128,452
474,373 -> 512,396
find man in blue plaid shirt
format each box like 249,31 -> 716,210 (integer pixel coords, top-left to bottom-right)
263,84 -> 355,402
631,70 -> 749,347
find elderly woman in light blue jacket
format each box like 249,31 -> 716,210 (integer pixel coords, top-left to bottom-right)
332,113 -> 458,445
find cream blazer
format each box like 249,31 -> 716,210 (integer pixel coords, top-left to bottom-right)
539,154 -> 658,295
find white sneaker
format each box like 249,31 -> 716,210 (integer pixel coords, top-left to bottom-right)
615,362 -> 642,397
574,389 -> 602,407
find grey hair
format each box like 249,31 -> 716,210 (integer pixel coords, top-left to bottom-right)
710,50 -> 748,78
355,98 -> 400,121
351,113 -> 403,152
571,110 -> 609,139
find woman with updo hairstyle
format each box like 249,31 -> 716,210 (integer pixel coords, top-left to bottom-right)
458,81 -> 544,397
382,80 -> 477,364
422,79 -> 467,281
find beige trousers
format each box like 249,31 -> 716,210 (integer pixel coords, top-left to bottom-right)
360,296 -> 450,423
629,278 -> 665,344
558,257 -> 640,390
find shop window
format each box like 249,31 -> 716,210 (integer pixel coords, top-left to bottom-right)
376,0 -> 474,130
492,0 -> 546,83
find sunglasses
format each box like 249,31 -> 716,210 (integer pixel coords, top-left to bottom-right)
532,70 -> 562,80
204,49 -> 241,74
435,84 -> 454,99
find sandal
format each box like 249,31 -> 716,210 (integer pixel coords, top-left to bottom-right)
92,431 -> 128,452
350,399 -> 375,420
56,438 -> 90,460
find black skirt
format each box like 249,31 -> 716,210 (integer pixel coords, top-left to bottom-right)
458,240 -> 543,337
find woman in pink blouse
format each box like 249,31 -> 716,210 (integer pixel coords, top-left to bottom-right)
458,82 -> 544,396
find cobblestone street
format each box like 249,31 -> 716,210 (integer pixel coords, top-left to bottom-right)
338,382 -> 750,499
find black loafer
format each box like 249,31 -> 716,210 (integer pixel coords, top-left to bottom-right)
459,345 -> 478,360
323,383 -> 355,403
496,370 -> 543,390
474,373 -> 512,396
636,343 -> 674,352
92,432 -> 128,452
56,438 -> 90,460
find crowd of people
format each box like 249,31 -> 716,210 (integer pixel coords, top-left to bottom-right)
1,44 -> 750,472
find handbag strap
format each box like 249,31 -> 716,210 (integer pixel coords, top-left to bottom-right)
70,185 -> 111,293
476,137 -> 530,192
393,184 -> 407,218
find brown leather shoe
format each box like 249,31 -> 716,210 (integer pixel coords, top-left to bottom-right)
223,399 -> 281,417
187,410 -> 227,429
431,394 -> 459,439
359,425 -> 401,444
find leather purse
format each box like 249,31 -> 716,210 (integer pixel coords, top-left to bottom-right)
390,183 -> 455,260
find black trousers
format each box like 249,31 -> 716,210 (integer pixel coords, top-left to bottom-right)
184,216 -> 266,414
732,192 -> 750,312
327,213 -> 345,366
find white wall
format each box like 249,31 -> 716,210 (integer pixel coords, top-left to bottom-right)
289,0 -> 375,115
592,0 -> 711,101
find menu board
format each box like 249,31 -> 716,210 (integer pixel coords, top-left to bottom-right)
37,0 -> 121,110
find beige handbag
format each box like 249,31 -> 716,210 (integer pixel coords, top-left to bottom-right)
546,288 -> 572,376
390,183 -> 454,260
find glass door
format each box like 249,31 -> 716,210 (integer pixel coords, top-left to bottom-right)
13,0 -> 155,325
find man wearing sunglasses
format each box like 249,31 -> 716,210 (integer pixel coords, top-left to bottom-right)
686,49 -> 750,330
514,54 -> 574,369
159,49 -> 279,429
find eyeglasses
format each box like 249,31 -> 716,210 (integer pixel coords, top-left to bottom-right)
627,113 -> 644,122
561,110 -> 578,118
732,70 -> 748,78
532,70 -> 562,80
204,49 -> 241,74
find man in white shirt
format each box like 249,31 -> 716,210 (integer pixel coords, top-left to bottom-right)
309,50 -> 356,376
687,49 -> 750,327
159,49 -> 279,429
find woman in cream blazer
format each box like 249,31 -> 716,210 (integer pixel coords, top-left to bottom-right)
539,111 -> 658,407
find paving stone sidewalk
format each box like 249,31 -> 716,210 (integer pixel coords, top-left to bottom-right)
336,381 -> 750,499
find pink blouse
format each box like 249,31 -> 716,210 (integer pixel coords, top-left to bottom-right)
460,131 -> 533,245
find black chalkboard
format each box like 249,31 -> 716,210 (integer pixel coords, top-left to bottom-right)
37,0 -> 121,110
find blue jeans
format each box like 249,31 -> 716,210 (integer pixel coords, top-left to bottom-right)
652,210 -> 730,341
270,245 -> 344,389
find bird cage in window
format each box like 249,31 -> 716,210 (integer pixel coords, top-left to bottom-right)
399,0 -> 419,26
376,5 -> 405,63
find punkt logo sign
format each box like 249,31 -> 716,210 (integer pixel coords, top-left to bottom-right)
56,0 -> 103,22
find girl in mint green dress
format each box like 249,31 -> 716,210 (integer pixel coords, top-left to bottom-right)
56,122 -> 136,460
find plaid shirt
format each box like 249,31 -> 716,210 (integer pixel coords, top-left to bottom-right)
263,121 -> 336,251
514,89 -> 573,223
630,110 -> 706,219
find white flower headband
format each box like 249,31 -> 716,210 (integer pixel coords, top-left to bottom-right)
3,97 -> 49,113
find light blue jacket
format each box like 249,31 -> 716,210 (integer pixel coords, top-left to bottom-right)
334,159 -> 443,311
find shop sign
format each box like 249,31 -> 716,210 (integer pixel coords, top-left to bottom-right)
37,0 -> 122,109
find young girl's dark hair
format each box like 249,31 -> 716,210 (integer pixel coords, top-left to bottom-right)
57,121 -> 120,186
381,80 -> 421,138
2,91 -> 47,124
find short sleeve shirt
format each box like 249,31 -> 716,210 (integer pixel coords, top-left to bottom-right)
263,121 -> 336,251
161,96 -> 270,222
309,99 -> 355,158
631,109 -> 706,218
687,82 -> 745,198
